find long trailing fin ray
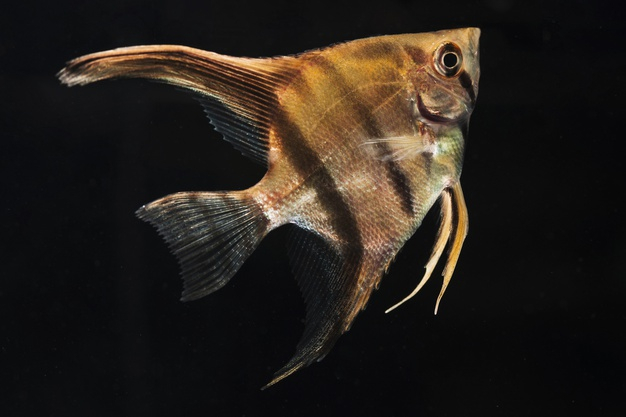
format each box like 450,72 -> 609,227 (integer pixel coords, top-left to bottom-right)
135,191 -> 269,301
434,182 -> 468,314
385,189 -> 454,313
384,182 -> 468,315
57,45 -> 302,165
262,227 -> 370,389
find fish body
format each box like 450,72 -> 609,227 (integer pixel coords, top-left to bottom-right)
58,28 -> 480,387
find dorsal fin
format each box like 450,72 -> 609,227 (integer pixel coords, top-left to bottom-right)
58,45 -> 302,165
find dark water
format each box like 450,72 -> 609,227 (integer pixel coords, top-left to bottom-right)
2,0 -> 625,415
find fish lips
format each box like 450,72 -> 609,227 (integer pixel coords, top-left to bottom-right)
417,83 -> 475,123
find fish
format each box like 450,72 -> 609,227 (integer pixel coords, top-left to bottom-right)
58,27 -> 481,387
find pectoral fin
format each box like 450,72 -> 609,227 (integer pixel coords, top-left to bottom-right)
363,135 -> 436,161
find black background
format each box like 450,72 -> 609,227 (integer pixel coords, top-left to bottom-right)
2,0 -> 625,416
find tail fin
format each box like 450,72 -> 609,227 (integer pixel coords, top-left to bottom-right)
136,191 -> 269,301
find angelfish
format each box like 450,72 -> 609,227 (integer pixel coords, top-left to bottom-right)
58,27 -> 480,387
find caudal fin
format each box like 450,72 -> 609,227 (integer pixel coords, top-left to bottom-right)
136,191 -> 269,301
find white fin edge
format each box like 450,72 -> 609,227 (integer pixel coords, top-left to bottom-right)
363,135 -> 436,161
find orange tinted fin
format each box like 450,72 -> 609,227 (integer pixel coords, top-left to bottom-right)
435,182 -> 468,314
58,45 -> 301,165
385,181 -> 468,314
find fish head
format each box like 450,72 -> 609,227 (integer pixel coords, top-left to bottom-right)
409,27 -> 480,124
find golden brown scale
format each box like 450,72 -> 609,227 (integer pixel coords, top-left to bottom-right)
58,28 -> 480,387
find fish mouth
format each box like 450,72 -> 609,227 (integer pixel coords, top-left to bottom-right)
416,93 -> 470,124
417,96 -> 455,123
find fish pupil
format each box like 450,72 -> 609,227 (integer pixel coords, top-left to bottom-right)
442,52 -> 459,69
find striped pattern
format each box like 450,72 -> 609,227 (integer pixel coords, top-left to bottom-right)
58,28 -> 480,387
262,34 -> 478,385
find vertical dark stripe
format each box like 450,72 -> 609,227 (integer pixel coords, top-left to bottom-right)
313,55 -> 416,216
402,45 -> 427,67
381,149 -> 415,215
458,70 -> 475,104
275,110 -> 366,383
276,111 -> 363,256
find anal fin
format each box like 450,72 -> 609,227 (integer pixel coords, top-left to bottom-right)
262,227 -> 374,389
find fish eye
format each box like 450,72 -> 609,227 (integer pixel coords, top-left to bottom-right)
434,42 -> 463,77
